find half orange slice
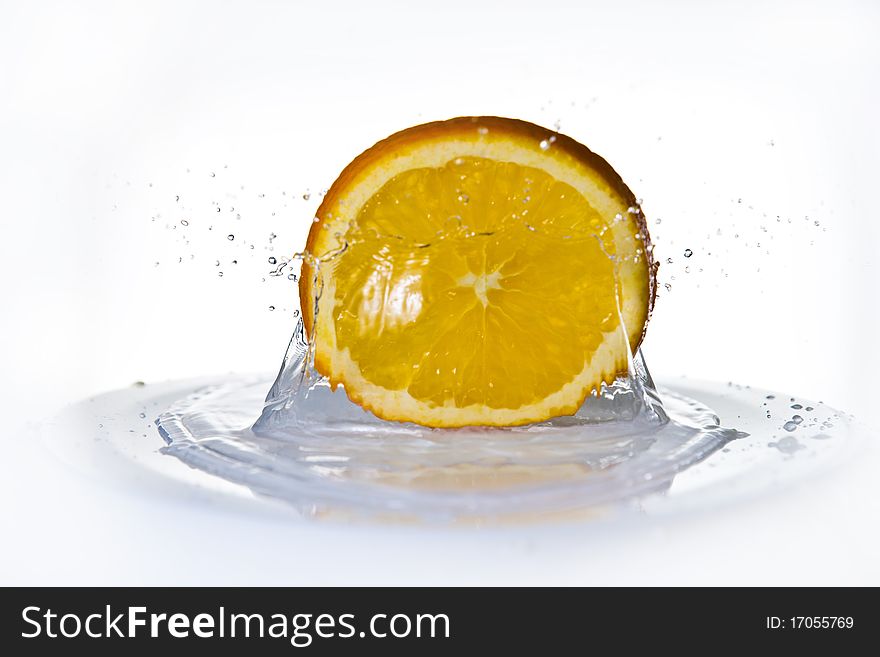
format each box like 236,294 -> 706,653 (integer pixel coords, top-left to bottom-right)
300,117 -> 654,427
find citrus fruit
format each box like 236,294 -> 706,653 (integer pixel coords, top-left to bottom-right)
300,116 -> 654,427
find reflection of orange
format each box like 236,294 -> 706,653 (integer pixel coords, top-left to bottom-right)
301,117 -> 655,427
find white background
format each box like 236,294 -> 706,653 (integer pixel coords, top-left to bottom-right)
1,0 -> 878,584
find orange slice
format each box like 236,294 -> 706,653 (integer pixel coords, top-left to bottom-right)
300,116 -> 654,427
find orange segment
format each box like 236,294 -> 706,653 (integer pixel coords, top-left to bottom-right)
300,117 -> 654,427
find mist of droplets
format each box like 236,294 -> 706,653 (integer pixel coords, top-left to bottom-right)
145,164 -> 327,315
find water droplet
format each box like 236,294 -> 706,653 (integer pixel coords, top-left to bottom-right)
302,191 -> 311,200
783,420 -> 798,431
268,256 -> 277,265
227,234 -> 234,241
269,306 -> 275,311
792,414 -> 803,424
655,218 -> 662,225
287,273 -> 297,280
457,193 -> 469,204
180,219 -> 189,226
477,126 -> 488,135
666,257 -> 673,264
791,403 -> 803,410
766,394 -> 775,399
139,412 -> 146,419
539,139 -> 551,151
175,195 -> 180,202
218,271 -> 224,277
805,406 -> 814,411
684,248 -> 693,258
215,260 -> 220,266
664,283 -> 672,291
770,436 -> 803,454
210,172 -> 216,177
813,220 -> 820,226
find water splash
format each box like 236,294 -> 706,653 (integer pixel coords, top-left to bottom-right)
153,154 -> 749,521
156,314 -> 744,521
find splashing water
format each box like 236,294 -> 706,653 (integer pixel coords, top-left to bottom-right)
144,154 -> 850,523
157,328 -> 744,521
156,234 -> 745,521
138,217 -> 852,522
